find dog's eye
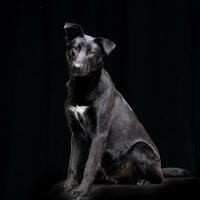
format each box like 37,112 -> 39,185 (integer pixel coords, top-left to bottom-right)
69,47 -> 79,56
72,47 -> 78,52
88,52 -> 95,57
69,48 -> 76,57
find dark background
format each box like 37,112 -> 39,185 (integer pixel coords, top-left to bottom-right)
1,0 -> 200,200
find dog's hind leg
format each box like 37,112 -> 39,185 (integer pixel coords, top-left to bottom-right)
129,142 -> 164,184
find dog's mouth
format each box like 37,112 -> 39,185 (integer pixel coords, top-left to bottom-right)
72,71 -> 89,77
70,64 -> 91,77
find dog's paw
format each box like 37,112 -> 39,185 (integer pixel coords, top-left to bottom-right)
73,195 -> 87,200
71,186 -> 87,200
63,179 -> 79,192
137,179 -> 151,185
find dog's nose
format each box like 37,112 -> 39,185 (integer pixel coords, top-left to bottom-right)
72,63 -> 81,71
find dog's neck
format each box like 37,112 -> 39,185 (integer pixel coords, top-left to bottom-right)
67,65 -> 109,105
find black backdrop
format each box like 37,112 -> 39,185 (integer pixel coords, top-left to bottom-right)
2,0 -> 200,200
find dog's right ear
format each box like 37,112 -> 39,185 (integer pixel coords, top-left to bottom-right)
94,37 -> 116,56
64,22 -> 84,44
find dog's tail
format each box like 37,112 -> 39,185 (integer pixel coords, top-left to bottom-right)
162,167 -> 190,178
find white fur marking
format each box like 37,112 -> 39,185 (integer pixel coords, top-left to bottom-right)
69,105 -> 88,133
69,105 -> 88,120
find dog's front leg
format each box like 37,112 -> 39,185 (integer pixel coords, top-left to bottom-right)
71,92 -> 113,200
64,133 -> 83,192
71,133 -> 108,200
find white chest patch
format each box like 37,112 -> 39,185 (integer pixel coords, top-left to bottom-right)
69,105 -> 88,120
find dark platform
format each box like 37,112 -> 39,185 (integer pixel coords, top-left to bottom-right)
48,177 -> 199,200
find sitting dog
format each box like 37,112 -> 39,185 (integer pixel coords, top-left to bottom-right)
63,22 -> 189,200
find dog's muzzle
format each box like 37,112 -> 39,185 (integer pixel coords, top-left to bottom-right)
71,63 -> 90,76
72,64 -> 81,72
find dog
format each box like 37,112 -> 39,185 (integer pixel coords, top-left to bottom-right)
63,22 -> 189,200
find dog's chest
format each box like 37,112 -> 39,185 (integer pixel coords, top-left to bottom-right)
68,105 -> 91,134
69,105 -> 88,120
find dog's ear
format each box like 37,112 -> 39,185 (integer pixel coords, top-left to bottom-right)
64,22 -> 84,43
95,37 -> 116,56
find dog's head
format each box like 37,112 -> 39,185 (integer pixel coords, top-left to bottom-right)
64,22 -> 116,77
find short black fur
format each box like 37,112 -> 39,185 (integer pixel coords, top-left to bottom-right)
63,22 -> 190,200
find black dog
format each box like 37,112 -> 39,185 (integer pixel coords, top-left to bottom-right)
63,22 -> 189,200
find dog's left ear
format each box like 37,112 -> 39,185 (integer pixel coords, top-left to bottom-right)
95,37 -> 116,56
64,22 -> 85,44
